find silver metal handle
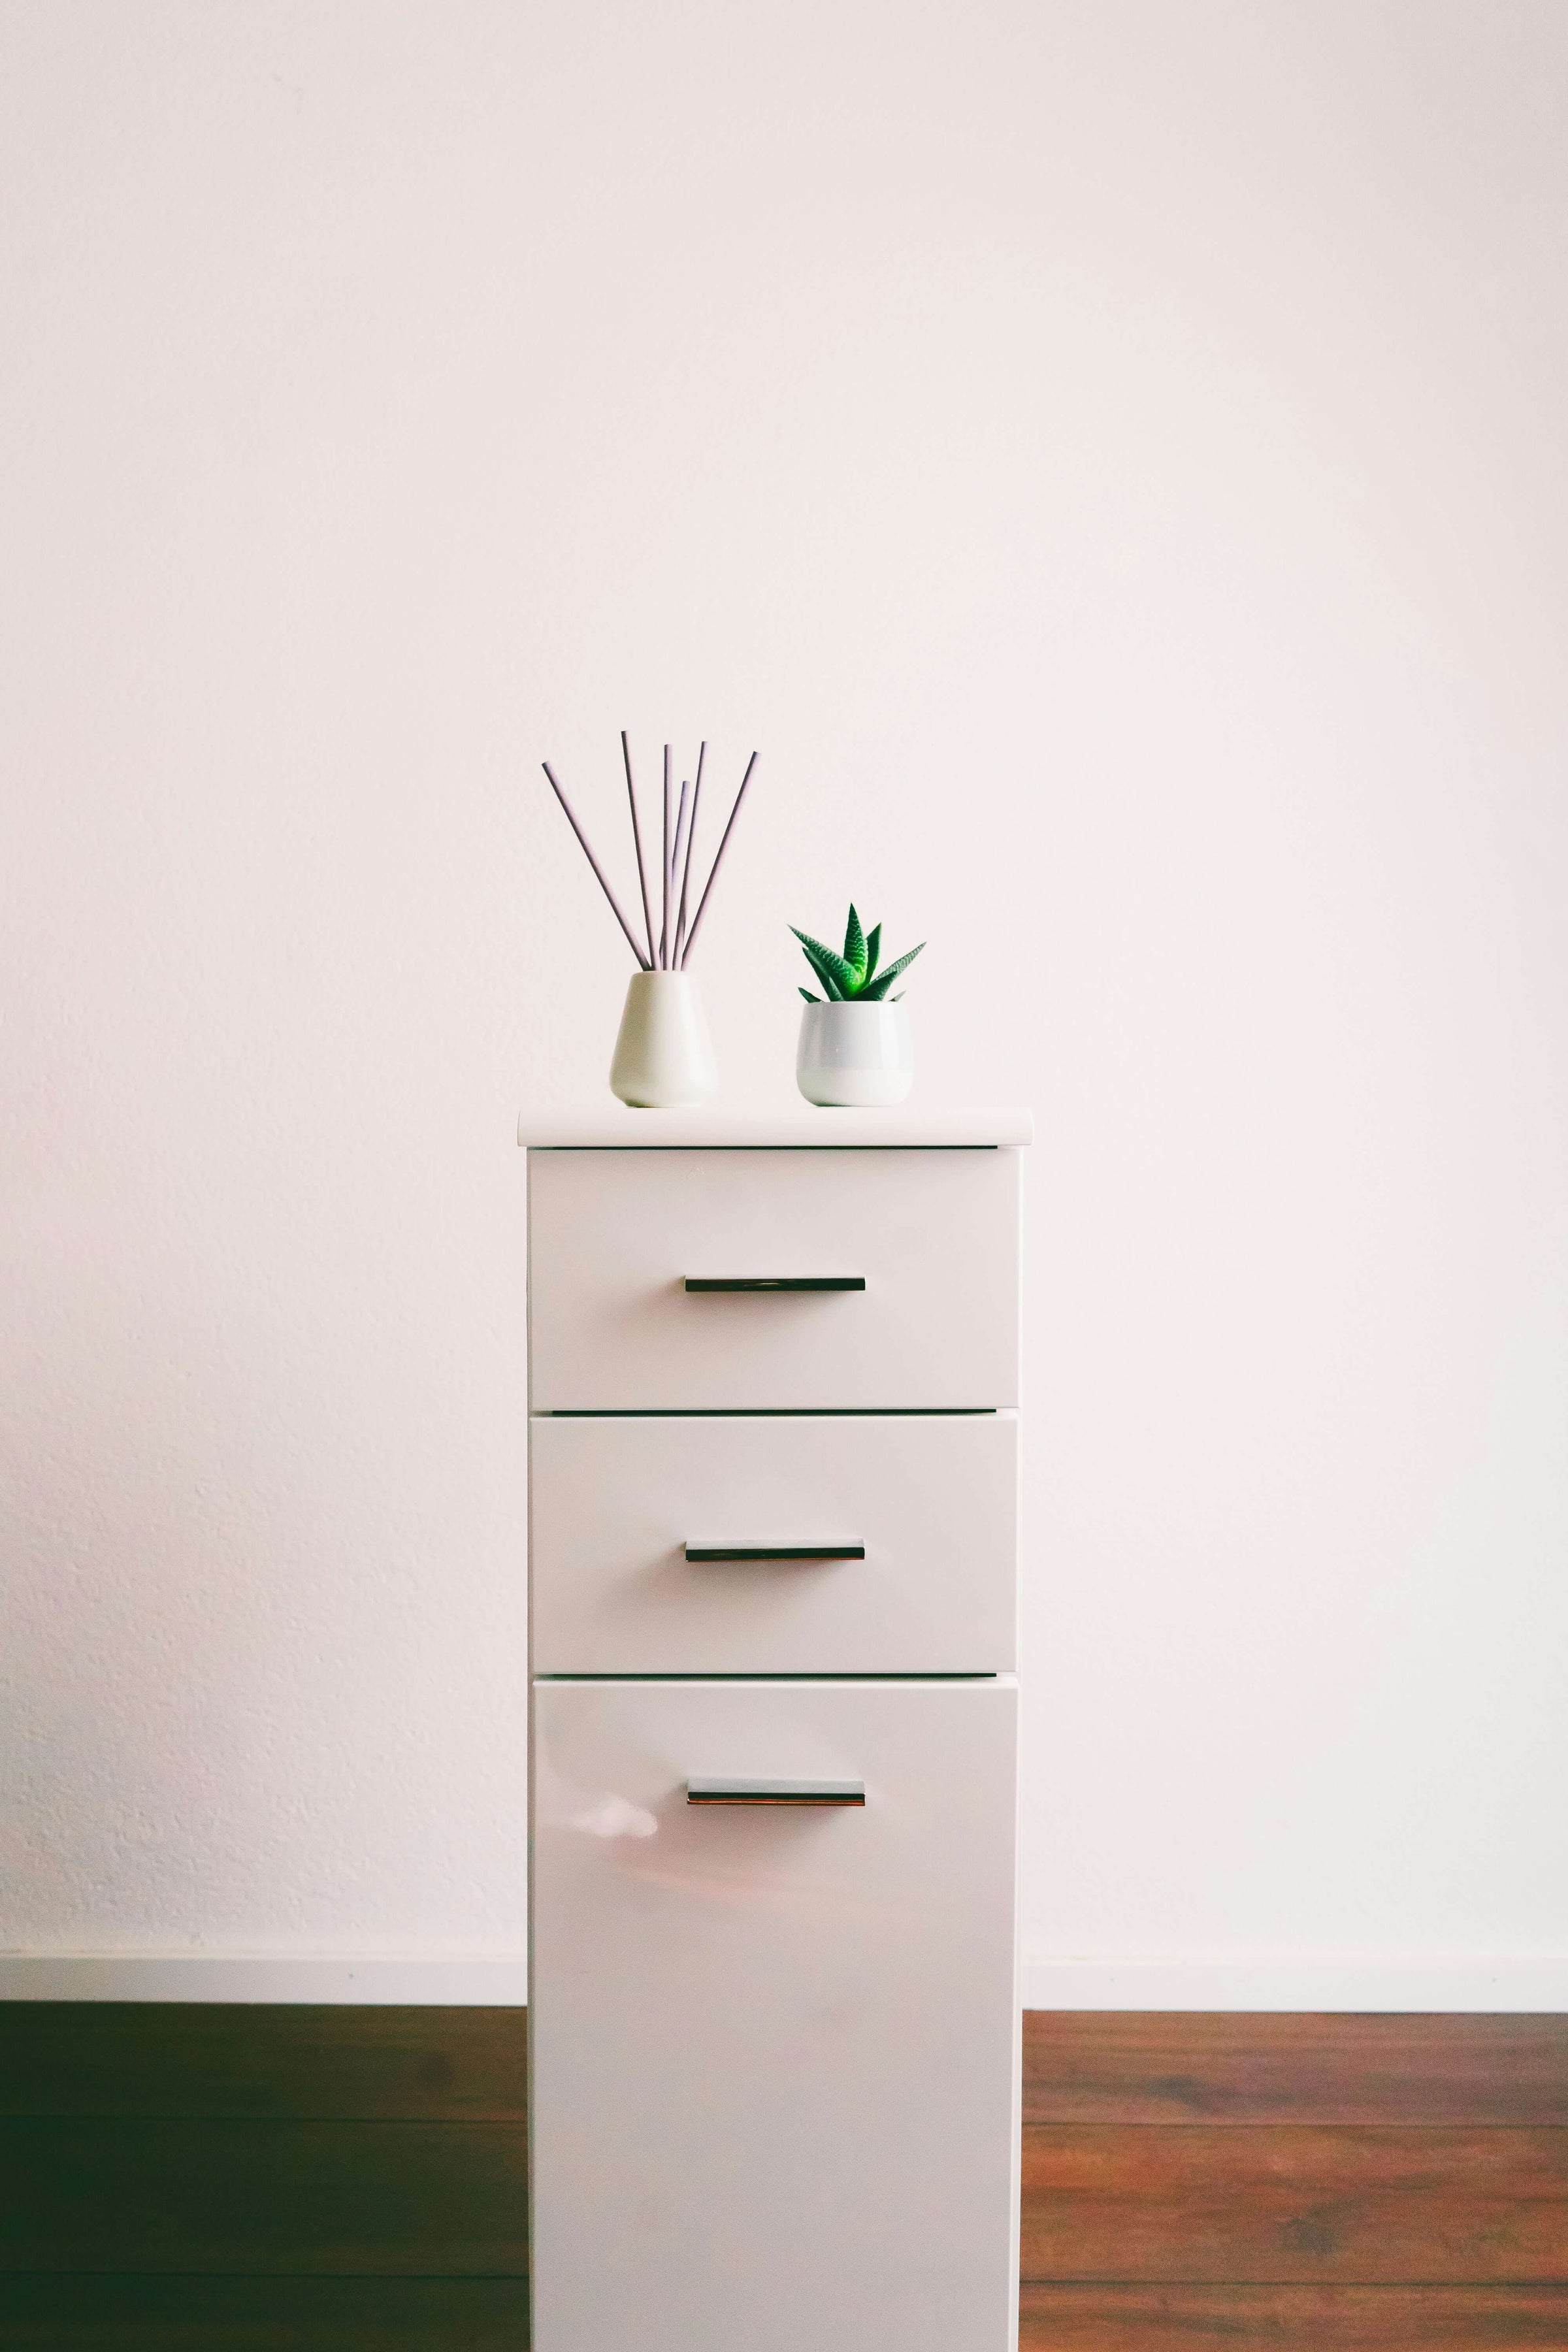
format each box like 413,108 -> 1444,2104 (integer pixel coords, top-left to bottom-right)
686,1778 -> 865,1807
683,1276 -> 865,1293
684,1543 -> 865,1563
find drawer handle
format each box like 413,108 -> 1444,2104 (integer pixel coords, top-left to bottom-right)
684,1543 -> 865,1563
683,1276 -> 866,1293
686,1778 -> 865,1806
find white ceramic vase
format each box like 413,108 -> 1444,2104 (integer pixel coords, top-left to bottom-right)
796,1000 -> 913,1107
610,971 -> 718,1107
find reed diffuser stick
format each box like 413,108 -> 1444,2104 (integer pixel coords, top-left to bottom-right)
541,763 -> 651,968
541,732 -> 755,972
674,741 -> 704,964
660,747 -> 672,967
621,731 -> 655,968
669,778 -> 691,953
680,751 -> 758,965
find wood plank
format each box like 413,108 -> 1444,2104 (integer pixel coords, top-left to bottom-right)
1021,2124 -> 1568,2283
0,2007 -> 526,2121
0,2121 -> 527,2276
0,2276 -> 530,2349
1019,2283 -> 1568,2349
14,2006 -> 1563,2125
1023,2012 -> 1568,2125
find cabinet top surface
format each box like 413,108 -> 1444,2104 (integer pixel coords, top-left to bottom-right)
518,1105 -> 1032,1149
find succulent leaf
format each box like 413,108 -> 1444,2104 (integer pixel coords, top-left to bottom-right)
857,941 -> 924,1000
798,938 -> 847,999
792,911 -> 922,1005
791,927 -> 858,997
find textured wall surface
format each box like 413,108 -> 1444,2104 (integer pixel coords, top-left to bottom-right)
3,0 -> 1566,1992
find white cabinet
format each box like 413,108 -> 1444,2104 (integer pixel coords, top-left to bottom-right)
523,1114 -> 1028,2352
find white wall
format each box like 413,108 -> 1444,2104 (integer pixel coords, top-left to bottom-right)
4,0 -> 1566,2005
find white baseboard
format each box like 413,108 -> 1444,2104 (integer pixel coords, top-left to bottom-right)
1022,1956 -> 1568,2011
0,1955 -> 529,2002
5,1951 -> 1564,2009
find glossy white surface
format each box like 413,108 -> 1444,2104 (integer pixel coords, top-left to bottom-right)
528,1147 -> 1020,1411
518,1105 -> 1033,1147
529,1411 -> 1017,1674
609,972 -> 719,1107
529,1676 -> 1021,2352
797,1000 -> 914,1106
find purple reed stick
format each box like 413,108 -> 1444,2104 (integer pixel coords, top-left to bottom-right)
621,732 -> 655,968
541,761 -> 651,969
660,745 -> 672,968
674,741 -> 704,964
680,751 -> 758,966
668,777 -> 691,961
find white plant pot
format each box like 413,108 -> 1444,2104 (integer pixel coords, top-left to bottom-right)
796,1000 -> 913,1107
610,971 -> 718,1108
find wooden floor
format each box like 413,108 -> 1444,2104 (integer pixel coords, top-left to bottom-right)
1021,2014 -> 1568,2348
1,2008 -> 1565,2346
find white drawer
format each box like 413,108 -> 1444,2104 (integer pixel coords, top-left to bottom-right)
529,1411 -> 1017,1673
530,1675 -> 1019,2352
527,1147 -> 1019,1410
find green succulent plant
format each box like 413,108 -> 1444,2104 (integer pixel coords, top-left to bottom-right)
792,905 -> 924,1004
